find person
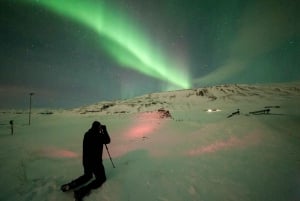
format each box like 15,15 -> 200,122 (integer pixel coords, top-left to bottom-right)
60,121 -> 111,201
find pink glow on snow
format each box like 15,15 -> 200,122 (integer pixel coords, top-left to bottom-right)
125,112 -> 163,139
128,124 -> 155,138
38,147 -> 79,158
188,137 -> 242,156
187,132 -> 261,156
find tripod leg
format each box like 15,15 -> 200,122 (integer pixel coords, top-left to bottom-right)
105,144 -> 115,168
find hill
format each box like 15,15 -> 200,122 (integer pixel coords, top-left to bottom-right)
0,82 -> 299,201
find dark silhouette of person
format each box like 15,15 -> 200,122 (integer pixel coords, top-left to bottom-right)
61,121 -> 111,200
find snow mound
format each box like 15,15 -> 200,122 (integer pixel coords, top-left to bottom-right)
0,82 -> 299,201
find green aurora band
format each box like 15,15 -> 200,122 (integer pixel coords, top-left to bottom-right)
25,0 -> 190,89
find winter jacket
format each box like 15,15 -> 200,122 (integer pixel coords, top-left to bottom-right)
82,125 -> 111,168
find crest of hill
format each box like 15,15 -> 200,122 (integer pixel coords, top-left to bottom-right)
73,82 -> 300,115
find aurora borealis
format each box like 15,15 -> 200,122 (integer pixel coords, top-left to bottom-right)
28,0 -> 190,89
0,0 -> 298,108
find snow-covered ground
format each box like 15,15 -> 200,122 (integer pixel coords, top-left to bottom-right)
0,83 -> 299,201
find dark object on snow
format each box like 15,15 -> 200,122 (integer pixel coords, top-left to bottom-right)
264,106 -> 280,109
158,108 -> 172,119
249,109 -> 270,115
39,111 -> 53,115
61,121 -> 111,199
227,109 -> 240,118
9,120 -> 13,135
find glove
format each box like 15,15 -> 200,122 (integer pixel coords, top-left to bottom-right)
101,125 -> 107,132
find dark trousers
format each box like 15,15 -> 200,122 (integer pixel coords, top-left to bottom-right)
71,163 -> 107,190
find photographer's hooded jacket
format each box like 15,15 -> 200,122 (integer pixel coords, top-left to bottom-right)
82,123 -> 111,168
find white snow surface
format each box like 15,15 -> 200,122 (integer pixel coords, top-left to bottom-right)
0,83 -> 300,201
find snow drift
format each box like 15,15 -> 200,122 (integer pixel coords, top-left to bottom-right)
0,83 -> 299,201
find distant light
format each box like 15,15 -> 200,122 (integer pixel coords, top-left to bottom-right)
206,108 -> 221,113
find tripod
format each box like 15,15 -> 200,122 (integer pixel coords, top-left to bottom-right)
105,144 -> 115,168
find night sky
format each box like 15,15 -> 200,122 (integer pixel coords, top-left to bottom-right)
0,0 -> 299,109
